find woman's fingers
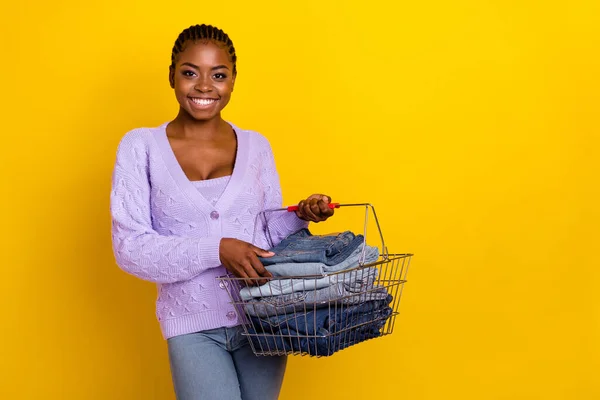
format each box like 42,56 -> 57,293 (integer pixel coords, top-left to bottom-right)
295,195 -> 335,222
300,199 -> 319,222
249,257 -> 271,286
317,199 -> 335,218
241,261 -> 263,286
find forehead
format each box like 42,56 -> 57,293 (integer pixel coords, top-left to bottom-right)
176,41 -> 232,66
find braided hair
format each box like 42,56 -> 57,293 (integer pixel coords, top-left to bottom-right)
170,24 -> 237,75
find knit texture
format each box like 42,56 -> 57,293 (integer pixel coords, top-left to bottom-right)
110,122 -> 308,339
192,175 -> 231,206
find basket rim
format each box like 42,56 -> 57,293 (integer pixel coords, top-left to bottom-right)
217,253 -> 413,282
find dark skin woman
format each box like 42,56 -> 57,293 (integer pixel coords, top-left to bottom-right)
111,24 -> 334,399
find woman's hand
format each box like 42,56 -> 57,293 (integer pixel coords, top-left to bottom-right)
295,194 -> 335,223
219,238 -> 273,285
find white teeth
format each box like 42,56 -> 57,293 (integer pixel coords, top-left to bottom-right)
191,98 -> 216,106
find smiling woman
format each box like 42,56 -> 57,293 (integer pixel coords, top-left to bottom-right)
109,24 -> 336,400
169,31 -> 236,122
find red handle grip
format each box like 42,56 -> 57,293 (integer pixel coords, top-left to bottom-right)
286,203 -> 340,212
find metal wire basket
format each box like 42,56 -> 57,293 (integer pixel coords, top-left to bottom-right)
218,203 -> 412,357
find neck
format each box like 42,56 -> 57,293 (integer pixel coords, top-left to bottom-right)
168,110 -> 230,140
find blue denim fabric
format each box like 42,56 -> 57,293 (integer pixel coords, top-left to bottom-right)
247,296 -> 393,356
167,326 -> 286,400
248,321 -> 387,356
265,245 -> 379,277
251,295 -> 393,334
239,267 -> 378,301
244,282 -> 389,318
258,229 -> 365,266
245,287 -> 390,318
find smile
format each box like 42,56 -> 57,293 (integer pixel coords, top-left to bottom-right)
190,97 -> 218,106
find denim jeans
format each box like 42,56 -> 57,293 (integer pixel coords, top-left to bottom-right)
239,267 -> 378,301
265,245 -> 380,277
247,296 -> 393,356
249,320 -> 388,356
167,326 -> 286,400
244,282 -> 390,318
259,229 -> 365,266
251,295 -> 393,334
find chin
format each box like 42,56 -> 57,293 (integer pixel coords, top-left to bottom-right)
186,109 -> 220,121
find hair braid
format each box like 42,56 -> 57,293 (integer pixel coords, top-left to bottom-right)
170,24 -> 237,74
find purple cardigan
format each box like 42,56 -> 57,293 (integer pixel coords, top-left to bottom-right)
110,122 -> 307,339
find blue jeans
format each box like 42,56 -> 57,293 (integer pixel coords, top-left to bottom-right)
259,229 -> 364,266
167,326 -> 286,400
248,320 -> 387,356
244,283 -> 389,318
239,267 -> 379,301
247,296 -> 393,356
251,295 -> 393,334
265,244 -> 380,277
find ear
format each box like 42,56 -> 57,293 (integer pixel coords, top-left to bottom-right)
169,66 -> 175,89
231,73 -> 236,92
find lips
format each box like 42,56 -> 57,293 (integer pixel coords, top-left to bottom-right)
187,97 -> 219,111
190,97 -> 217,106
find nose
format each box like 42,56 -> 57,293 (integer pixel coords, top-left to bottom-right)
194,76 -> 213,93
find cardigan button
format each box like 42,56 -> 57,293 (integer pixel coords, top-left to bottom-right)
226,311 -> 236,320
210,211 -> 220,220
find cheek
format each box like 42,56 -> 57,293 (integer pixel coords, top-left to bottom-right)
175,80 -> 193,97
218,82 -> 234,96
175,75 -> 193,88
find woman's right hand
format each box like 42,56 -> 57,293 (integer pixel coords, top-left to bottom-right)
219,238 -> 274,285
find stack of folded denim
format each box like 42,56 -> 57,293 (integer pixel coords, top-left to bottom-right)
239,228 -> 394,356
247,295 -> 393,356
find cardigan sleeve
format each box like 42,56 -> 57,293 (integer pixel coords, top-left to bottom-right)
110,133 -> 222,284
258,142 -> 309,249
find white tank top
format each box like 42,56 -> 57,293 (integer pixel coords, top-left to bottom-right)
191,175 -> 231,206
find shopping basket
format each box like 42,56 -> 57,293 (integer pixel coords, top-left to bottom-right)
217,203 -> 412,357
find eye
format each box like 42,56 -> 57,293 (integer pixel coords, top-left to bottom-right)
182,70 -> 196,77
213,73 -> 227,80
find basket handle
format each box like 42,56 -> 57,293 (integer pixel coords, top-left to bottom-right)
285,203 -> 341,212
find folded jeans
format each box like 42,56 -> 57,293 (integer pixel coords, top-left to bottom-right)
265,245 -> 379,278
244,284 -> 390,317
259,229 -> 365,266
239,267 -> 379,301
247,319 -> 388,356
247,296 -> 394,356
250,295 -> 394,335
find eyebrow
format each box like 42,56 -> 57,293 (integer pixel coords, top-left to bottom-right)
180,62 -> 230,71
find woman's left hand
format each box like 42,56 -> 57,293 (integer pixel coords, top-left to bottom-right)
295,194 -> 335,223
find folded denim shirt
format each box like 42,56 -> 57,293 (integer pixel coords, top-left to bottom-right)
265,244 -> 379,277
258,228 -> 365,266
239,267 -> 379,301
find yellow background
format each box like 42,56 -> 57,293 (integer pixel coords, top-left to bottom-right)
1,0 -> 598,399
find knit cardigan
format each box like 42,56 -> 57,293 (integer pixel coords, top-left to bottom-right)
110,122 -> 307,339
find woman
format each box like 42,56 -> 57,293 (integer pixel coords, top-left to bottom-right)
110,24 -> 334,399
